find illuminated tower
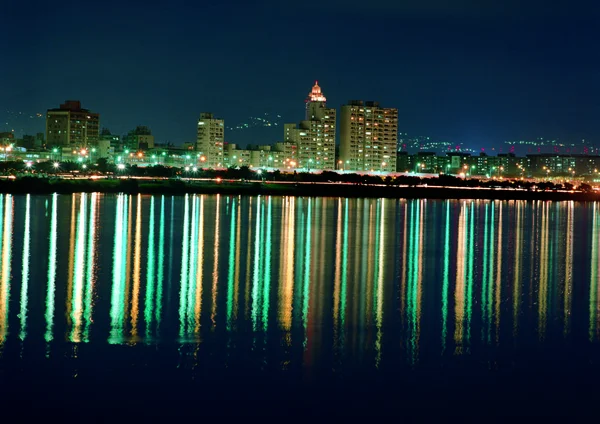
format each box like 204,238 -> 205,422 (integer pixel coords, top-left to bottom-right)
283,81 -> 336,170
196,112 -> 225,168
305,80 -> 327,120
339,100 -> 398,172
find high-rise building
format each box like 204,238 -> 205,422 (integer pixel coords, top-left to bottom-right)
196,112 -> 224,168
45,100 -> 100,147
339,100 -> 398,172
283,81 -> 336,170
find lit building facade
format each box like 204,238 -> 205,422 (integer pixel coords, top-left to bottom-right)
339,100 -> 398,172
274,141 -> 298,169
196,112 -> 224,168
283,81 -> 336,170
46,100 -> 100,147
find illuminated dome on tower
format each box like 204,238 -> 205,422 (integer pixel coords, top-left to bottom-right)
305,81 -> 327,119
306,80 -> 327,103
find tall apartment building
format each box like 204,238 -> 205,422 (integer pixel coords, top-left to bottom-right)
46,100 -> 100,147
196,112 -> 224,168
339,100 -> 398,172
283,81 -> 336,170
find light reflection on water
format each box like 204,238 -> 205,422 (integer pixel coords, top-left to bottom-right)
0,194 -> 599,374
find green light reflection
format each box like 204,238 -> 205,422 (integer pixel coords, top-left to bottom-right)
19,195 -> 31,340
482,203 -> 491,343
251,197 -> 263,330
226,198 -> 237,329
262,197 -> 272,331
186,195 -> 198,329
179,194 -> 190,339
0,195 -> 12,347
407,200 -> 421,364
302,198 -> 312,335
83,193 -> 98,342
45,193 -> 58,343
156,196 -> 165,327
109,194 -> 128,344
144,196 -> 155,340
70,194 -> 87,342
441,201 -> 450,352
466,202 -> 474,345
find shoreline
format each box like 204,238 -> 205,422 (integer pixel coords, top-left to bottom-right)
0,177 -> 597,201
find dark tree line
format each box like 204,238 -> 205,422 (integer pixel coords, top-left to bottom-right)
2,161 -> 594,192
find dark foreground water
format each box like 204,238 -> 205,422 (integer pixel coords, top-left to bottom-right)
1,193 -> 600,417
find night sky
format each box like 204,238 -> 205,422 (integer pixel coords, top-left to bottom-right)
2,0 -> 599,149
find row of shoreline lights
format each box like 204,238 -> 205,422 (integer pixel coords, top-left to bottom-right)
47,148 -> 304,169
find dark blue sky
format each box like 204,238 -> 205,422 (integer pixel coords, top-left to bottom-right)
2,0 -> 599,149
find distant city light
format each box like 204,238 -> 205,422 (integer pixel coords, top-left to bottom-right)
53,162 -> 60,168
117,163 -> 125,170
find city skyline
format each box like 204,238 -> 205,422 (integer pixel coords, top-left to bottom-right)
3,83 -> 599,157
2,1 -> 599,150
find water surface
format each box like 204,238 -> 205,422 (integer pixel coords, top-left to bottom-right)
0,194 -> 599,417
